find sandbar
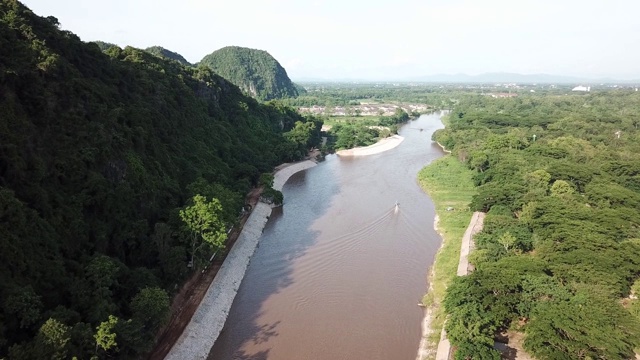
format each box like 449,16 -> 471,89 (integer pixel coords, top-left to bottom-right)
336,135 -> 404,156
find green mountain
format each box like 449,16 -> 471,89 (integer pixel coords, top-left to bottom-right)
145,45 -> 190,66
0,1 -> 320,358
199,46 -> 301,101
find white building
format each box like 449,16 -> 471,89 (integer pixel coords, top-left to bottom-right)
572,85 -> 591,92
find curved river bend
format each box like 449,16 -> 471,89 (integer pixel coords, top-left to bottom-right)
209,113 -> 446,360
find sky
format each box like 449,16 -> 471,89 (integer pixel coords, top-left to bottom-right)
20,0 -> 640,81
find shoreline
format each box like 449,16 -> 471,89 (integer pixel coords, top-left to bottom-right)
165,160 -> 317,360
436,141 -> 451,154
431,211 -> 485,359
415,214 -> 442,360
336,134 -> 404,156
415,156 -> 476,360
416,213 -> 452,360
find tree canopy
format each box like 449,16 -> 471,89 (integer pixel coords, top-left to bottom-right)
144,46 -> 191,66
435,89 -> 640,358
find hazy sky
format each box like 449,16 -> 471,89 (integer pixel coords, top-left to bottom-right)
21,0 -> 640,80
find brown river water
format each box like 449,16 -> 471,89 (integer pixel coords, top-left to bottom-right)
208,113 -> 446,360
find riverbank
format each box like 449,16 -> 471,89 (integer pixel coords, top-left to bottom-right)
415,156 -> 476,360
336,134 -> 404,156
435,142 -> 451,154
165,160 -> 317,360
433,211 -> 485,359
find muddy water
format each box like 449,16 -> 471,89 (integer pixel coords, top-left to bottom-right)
209,113 -> 446,360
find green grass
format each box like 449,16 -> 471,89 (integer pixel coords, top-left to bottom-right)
417,155 -> 476,357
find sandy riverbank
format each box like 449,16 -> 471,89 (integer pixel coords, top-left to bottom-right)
165,160 -> 317,360
415,216 -> 442,360
436,142 -> 451,154
336,134 -> 404,156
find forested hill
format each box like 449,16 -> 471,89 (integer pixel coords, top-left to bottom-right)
199,46 -> 301,101
93,40 -> 117,51
434,93 -> 640,358
144,46 -> 191,66
0,1 -> 320,358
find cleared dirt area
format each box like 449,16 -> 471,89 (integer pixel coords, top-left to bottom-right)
495,331 -> 534,360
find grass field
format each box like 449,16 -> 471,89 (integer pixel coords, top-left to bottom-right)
417,155 -> 476,354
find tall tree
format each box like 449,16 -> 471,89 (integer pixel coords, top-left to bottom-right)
94,315 -> 118,354
179,195 -> 227,267
130,287 -> 169,333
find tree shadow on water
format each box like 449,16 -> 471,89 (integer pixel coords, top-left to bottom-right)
250,320 -> 280,345
231,349 -> 270,360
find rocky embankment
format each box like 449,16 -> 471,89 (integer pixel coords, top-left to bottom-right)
165,160 -> 317,360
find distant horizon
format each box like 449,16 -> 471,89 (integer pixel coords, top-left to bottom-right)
20,0 -> 640,81
291,71 -> 640,84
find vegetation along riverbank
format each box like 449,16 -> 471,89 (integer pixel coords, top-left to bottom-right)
416,156 -> 476,359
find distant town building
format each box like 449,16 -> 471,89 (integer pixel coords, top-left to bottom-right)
487,93 -> 518,98
572,86 -> 591,92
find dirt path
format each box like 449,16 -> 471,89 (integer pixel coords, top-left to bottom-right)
434,211 -> 485,360
456,212 -> 485,277
146,188 -> 262,360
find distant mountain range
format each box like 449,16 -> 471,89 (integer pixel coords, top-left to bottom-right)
295,72 -> 640,84
409,72 -> 640,84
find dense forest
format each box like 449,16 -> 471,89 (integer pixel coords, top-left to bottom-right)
433,92 -> 640,359
92,41 -> 117,52
0,1 -> 321,358
199,46 -> 301,101
286,82 -> 631,109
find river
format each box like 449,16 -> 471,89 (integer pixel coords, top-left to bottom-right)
208,112 -> 446,360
